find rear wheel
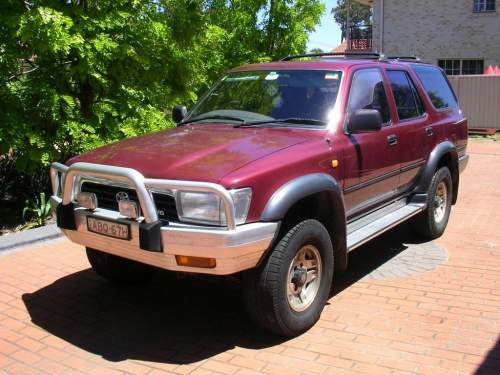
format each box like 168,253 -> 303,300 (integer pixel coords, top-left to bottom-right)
242,219 -> 333,337
412,167 -> 453,239
86,248 -> 157,284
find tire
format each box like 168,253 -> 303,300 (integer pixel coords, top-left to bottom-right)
86,247 -> 157,284
242,219 -> 334,337
412,166 -> 453,239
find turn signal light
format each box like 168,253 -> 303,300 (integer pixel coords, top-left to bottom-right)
175,255 -> 216,269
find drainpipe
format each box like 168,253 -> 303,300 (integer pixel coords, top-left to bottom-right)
346,0 -> 351,50
379,0 -> 384,53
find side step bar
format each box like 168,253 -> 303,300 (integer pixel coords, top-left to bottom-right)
347,200 -> 426,252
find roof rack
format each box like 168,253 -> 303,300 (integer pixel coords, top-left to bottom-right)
387,56 -> 422,62
281,52 -> 383,61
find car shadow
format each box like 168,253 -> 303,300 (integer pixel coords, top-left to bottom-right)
23,222 -> 429,364
474,336 -> 500,375
331,222 -> 428,297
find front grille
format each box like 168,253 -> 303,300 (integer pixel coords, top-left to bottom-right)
80,181 -> 178,221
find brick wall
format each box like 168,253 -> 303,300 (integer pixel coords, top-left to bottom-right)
370,0 -> 500,66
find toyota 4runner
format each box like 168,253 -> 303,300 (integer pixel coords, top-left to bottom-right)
50,53 -> 469,337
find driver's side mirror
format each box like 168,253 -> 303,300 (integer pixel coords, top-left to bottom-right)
172,105 -> 188,124
346,109 -> 383,134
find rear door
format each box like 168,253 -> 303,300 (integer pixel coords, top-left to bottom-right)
342,68 -> 401,217
385,69 -> 430,193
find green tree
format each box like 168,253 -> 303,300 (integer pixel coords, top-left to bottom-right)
309,48 -> 325,54
0,0 -> 324,170
331,0 -> 371,42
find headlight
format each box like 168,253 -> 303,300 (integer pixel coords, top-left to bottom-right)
177,188 -> 252,226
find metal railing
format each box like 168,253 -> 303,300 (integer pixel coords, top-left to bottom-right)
348,24 -> 372,51
50,162 -> 237,230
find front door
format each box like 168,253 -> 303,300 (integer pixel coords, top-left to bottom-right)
342,68 -> 400,218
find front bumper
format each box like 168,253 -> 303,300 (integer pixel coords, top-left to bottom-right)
50,162 -> 278,275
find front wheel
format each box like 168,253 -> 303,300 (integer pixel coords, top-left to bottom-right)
242,219 -> 334,337
412,166 -> 453,239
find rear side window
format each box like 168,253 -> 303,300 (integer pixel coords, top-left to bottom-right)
413,66 -> 458,109
387,70 -> 425,120
347,69 -> 391,124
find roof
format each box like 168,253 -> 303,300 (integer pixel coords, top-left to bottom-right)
332,42 -> 348,53
354,0 -> 373,6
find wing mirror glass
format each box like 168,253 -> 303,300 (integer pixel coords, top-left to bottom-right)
172,105 -> 188,124
346,109 -> 383,134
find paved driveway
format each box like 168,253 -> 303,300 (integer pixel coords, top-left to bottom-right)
0,141 -> 499,375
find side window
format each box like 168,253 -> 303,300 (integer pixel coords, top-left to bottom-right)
347,69 -> 391,124
413,66 -> 458,109
386,70 -> 425,120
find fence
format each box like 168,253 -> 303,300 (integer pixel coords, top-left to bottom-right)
448,75 -> 500,130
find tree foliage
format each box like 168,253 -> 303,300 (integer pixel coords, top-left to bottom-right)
331,0 -> 371,42
0,0 -> 324,170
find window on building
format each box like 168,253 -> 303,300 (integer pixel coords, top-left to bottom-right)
473,0 -> 496,12
438,59 -> 484,75
438,60 -> 461,76
413,66 -> 459,110
462,59 -> 485,74
386,70 -> 425,120
347,68 -> 391,124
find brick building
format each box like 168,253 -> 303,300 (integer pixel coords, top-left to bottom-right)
350,0 -> 500,75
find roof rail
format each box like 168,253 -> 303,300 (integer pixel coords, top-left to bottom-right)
281,52 -> 382,61
388,56 -> 422,62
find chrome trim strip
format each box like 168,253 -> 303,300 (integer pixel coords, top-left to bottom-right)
343,168 -> 400,194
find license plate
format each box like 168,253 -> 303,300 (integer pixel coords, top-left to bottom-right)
87,217 -> 130,240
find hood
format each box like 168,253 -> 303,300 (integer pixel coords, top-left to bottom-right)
68,123 -> 318,183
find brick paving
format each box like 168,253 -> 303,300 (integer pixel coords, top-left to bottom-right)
0,140 -> 499,375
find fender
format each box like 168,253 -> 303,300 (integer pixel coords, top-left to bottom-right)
415,140 -> 458,195
261,173 -> 344,221
261,173 -> 348,273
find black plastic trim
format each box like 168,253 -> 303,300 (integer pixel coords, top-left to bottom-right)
415,140 -> 458,194
260,173 -> 348,273
139,220 -> 163,252
261,174 -> 343,221
56,203 -> 77,230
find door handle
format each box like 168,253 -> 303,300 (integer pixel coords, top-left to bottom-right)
387,134 -> 398,146
425,126 -> 434,136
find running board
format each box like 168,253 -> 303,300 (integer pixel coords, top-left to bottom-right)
347,201 -> 426,252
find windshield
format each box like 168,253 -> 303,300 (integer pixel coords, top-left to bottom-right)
187,70 -> 343,125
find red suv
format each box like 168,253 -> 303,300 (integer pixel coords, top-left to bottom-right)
51,53 -> 469,336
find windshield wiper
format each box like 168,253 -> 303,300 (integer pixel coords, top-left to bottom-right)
179,115 -> 247,126
234,118 -> 328,128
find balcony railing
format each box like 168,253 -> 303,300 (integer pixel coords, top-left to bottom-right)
348,24 -> 372,51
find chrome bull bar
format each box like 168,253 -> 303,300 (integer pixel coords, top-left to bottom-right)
50,162 -> 237,230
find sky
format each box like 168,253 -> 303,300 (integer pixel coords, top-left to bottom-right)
307,0 -> 342,52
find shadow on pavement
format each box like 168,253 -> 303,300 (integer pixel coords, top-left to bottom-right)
332,222 -> 428,297
23,223 -> 428,364
474,336 -> 500,375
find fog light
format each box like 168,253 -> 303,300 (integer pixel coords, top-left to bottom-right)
175,255 -> 216,269
76,192 -> 97,210
118,200 -> 139,219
